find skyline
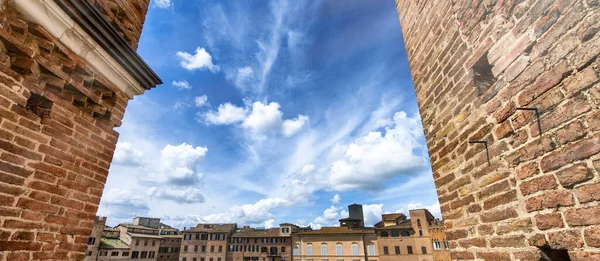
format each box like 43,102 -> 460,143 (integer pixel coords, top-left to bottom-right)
98,0 -> 441,230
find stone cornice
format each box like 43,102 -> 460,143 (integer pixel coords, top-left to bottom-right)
11,0 -> 161,98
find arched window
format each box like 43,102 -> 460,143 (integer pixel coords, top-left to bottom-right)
417,219 -> 421,227
368,244 -> 375,256
351,243 -> 359,256
419,230 -> 423,236
380,232 -> 389,237
321,243 -> 327,256
421,246 -> 427,254
293,244 -> 299,256
401,231 -> 410,237
336,243 -> 342,256
391,231 -> 399,237
306,244 -> 312,256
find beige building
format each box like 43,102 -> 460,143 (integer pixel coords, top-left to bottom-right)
374,209 -> 440,261
179,223 -> 237,261
227,225 -> 294,261
292,205 -> 379,261
428,222 -> 449,261
85,216 -> 108,260
159,222 -> 183,261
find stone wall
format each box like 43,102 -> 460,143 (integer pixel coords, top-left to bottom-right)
394,0 -> 600,260
90,0 -> 150,50
0,1 -> 146,259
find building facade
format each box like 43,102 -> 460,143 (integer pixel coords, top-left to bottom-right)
179,223 -> 237,261
227,225 -> 293,261
428,222 -> 449,261
85,216 -> 108,260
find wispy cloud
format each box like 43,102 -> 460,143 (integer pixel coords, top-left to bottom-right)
154,0 -> 171,8
176,47 -> 220,72
172,80 -> 192,90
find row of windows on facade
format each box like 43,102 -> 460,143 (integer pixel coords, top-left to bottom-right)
181,257 -> 223,261
379,231 -> 412,237
382,246 -> 423,255
228,245 -> 286,253
97,250 -> 156,258
229,238 -> 288,244
184,234 -> 227,241
432,241 -> 449,250
159,247 -> 181,253
293,243 -> 376,256
183,245 -> 223,252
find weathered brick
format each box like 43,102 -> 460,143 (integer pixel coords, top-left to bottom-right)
476,252 -> 511,261
548,230 -> 584,249
556,164 -> 592,188
540,134 -> 600,172
534,213 -> 564,230
565,205 -> 600,226
496,218 -> 532,235
575,181 -> 600,203
489,235 -> 526,247
481,207 -> 518,223
525,189 -> 574,212
515,162 -> 539,180
483,190 -> 517,210
519,174 -> 558,196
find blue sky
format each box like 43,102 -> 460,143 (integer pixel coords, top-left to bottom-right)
98,0 -> 441,229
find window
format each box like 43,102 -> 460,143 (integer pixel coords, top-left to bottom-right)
194,258 -> 198,261
407,246 -> 413,255
368,244 -> 375,256
211,234 -> 217,240
262,247 -> 268,253
196,234 -> 200,240
351,243 -> 358,256
336,243 -> 342,256
417,219 -> 421,227
218,258 -> 222,261
282,228 -> 289,233
394,246 -> 400,254
202,234 -> 208,240
444,241 -> 449,249
149,252 -> 156,258
380,232 -> 388,237
135,239 -> 139,246
383,247 -> 388,255
307,244 -> 313,256
433,242 -> 441,250
184,234 -> 191,240
184,246 -> 188,252
153,240 -> 156,246
271,247 -> 278,254
111,251 -> 119,256
183,258 -> 187,261
88,237 -> 96,245
229,245 -> 234,252
321,244 -> 327,256
141,251 -> 148,258
195,246 -> 199,252
202,246 -> 206,252
211,245 -> 215,252
401,231 -> 410,237
220,234 -> 225,240
122,252 -> 129,256
294,244 -> 299,256
144,240 -> 148,246
390,231 -> 399,237
419,230 -> 423,236
282,247 -> 286,253
210,258 -> 214,261
272,238 -> 277,243
219,246 -> 223,252
201,258 -> 205,261
421,247 -> 427,254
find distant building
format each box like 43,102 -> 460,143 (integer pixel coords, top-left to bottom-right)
374,209 -> 447,261
84,216 -> 107,260
179,223 -> 237,261
292,204 -> 379,261
227,224 -> 294,261
428,221 -> 449,261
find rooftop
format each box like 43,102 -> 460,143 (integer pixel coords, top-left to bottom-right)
100,238 -> 129,249
295,227 -> 375,235
232,228 -> 286,238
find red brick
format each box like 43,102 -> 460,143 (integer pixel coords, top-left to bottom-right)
548,230 -> 584,249
489,235 -> 526,247
525,189 -> 574,212
585,227 -> 600,247
556,164 -> 592,188
534,213 -> 564,230
481,207 -> 518,223
476,252 -> 511,261
565,205 -> 600,226
563,66 -> 599,97
540,134 -> 600,172
483,190 -> 517,210
576,182 -> 600,203
16,198 -> 59,214
6,252 -> 31,261
458,237 -> 487,248
568,251 -> 600,261
515,162 -> 539,180
519,174 -> 558,196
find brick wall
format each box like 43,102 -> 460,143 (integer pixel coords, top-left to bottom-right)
90,0 -> 151,50
0,1 -> 142,260
394,0 -> 600,260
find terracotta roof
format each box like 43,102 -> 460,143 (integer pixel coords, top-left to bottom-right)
375,220 -> 414,230
186,223 -> 237,233
232,228 -> 286,238
295,227 -> 375,235
128,232 -> 163,239
162,234 -> 184,238
100,238 -> 129,249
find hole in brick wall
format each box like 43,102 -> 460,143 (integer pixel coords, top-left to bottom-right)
26,93 -> 53,118
472,51 -> 496,95
538,247 -> 571,261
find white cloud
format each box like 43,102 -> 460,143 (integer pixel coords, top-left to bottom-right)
331,194 -> 341,204
203,103 -> 247,125
362,204 -> 383,227
202,101 -> 309,138
149,187 -> 205,204
176,47 -> 220,72
112,142 -> 145,167
100,189 -> 151,223
172,80 -> 192,90
310,206 -> 346,229
157,143 -> 208,185
194,95 -> 208,107
154,0 -> 171,8
234,66 -> 254,89
242,102 -> 283,134
201,197 -> 289,225
282,115 -> 308,137
283,164 -> 322,204
328,111 -> 427,191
